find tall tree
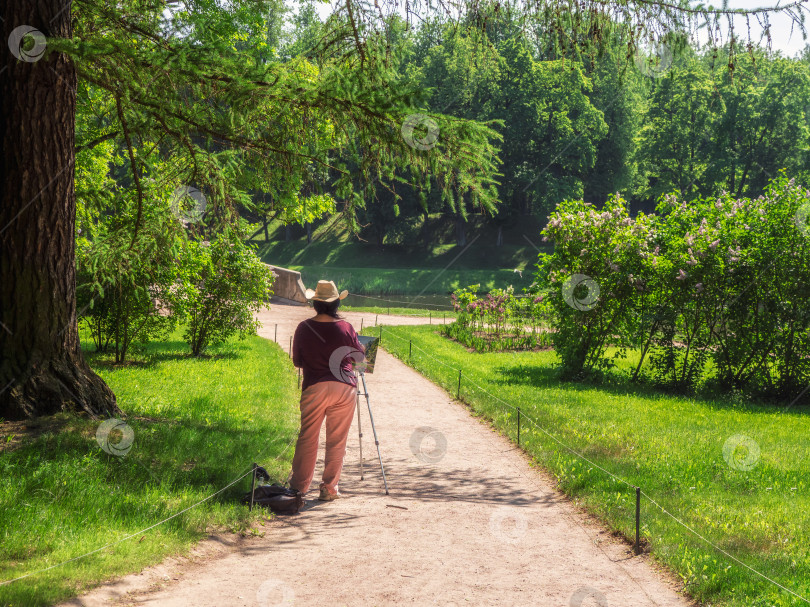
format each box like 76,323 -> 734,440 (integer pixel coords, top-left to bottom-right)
494,38 -> 607,216
637,61 -> 721,202
1,0 -> 118,420
710,51 -> 810,197
581,41 -> 646,206
1,0 -> 500,420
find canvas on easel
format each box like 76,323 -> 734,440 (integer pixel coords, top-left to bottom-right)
356,335 -> 379,374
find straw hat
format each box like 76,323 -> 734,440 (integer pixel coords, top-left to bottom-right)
305,280 -> 349,303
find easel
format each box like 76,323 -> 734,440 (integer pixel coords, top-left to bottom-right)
354,369 -> 389,495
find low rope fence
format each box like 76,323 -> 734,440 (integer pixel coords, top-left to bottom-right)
11,323 -> 805,603
377,325 -> 810,605
0,423 -> 298,586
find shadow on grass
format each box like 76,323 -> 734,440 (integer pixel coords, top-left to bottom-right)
485,362 -> 810,417
1,397 -> 297,541
85,351 -> 242,369
82,339 -> 247,369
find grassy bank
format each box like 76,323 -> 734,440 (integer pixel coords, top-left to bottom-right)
252,217 -> 541,296
252,215 -> 549,272
372,325 -> 810,607
0,335 -> 299,607
291,266 -> 531,296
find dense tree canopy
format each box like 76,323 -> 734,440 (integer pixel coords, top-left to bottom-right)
3,0 -> 810,418
351,15 -> 810,242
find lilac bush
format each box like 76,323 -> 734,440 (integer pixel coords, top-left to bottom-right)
711,177 -> 810,397
535,173 -> 810,399
537,194 -> 655,378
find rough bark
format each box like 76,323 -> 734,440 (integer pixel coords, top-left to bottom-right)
0,0 -> 119,420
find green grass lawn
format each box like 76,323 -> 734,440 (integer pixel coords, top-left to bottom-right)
0,335 -> 299,607
372,324 -> 810,607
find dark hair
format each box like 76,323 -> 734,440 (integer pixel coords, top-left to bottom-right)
313,298 -> 341,318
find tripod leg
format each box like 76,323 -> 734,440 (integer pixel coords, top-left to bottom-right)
360,372 -> 390,495
356,384 -> 364,481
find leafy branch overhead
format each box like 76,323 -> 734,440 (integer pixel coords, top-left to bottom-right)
61,0 -> 810,239
57,0 -> 503,238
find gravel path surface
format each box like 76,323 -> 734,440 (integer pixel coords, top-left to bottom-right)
60,304 -> 691,607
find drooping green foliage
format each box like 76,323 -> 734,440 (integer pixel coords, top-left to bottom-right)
65,0 -> 507,360
62,0 -> 503,241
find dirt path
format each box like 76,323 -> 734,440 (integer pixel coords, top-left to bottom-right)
62,304 -> 691,607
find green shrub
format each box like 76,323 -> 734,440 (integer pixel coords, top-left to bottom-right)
172,233 -> 275,356
537,193 -> 655,378
534,173 -> 810,399
77,194 -> 182,362
444,284 -> 553,352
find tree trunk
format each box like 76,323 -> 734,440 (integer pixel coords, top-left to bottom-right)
0,1 -> 118,420
455,215 -> 466,247
421,211 -> 431,250
495,225 -> 503,247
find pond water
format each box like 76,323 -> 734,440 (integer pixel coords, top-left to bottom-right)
342,293 -> 454,310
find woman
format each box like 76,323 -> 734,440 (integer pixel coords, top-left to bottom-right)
290,280 -> 364,502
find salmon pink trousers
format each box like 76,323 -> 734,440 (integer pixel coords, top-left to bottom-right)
289,380 -> 357,495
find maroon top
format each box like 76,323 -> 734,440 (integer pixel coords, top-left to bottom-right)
292,318 -> 365,391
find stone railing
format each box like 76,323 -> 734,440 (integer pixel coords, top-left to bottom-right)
265,264 -> 307,305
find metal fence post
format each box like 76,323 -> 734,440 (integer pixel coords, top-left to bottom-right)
635,487 -> 641,555
249,463 -> 258,512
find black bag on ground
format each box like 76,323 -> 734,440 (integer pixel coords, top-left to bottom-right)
243,484 -> 303,515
